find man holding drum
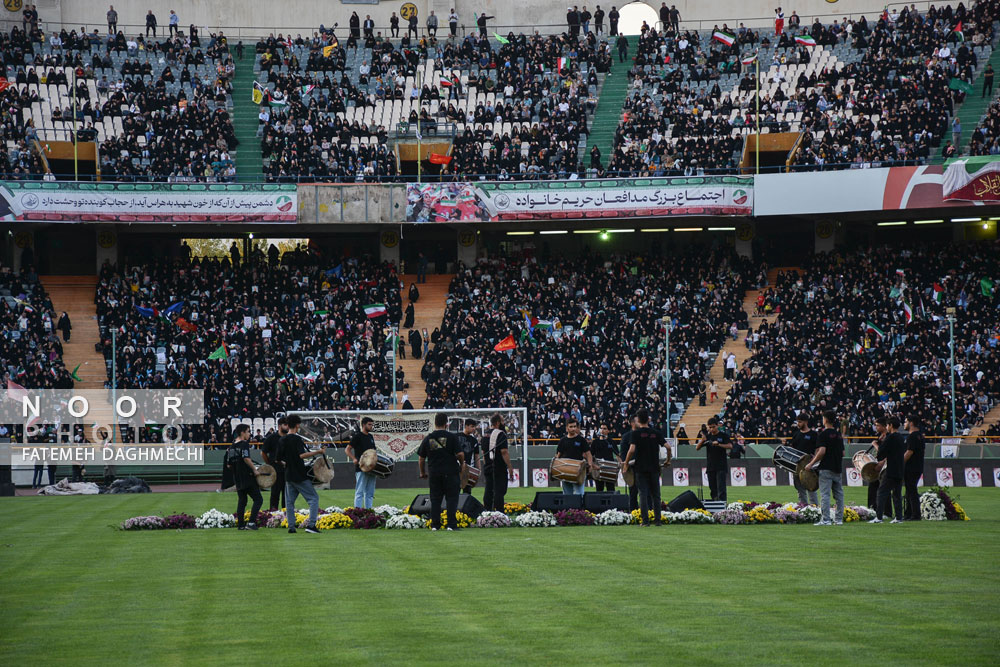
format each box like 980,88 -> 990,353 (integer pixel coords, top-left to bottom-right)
556,417 -> 595,495
261,416 -> 288,511
622,409 -> 664,526
805,410 -> 845,526
788,411 -> 818,505
872,417 -> 905,524
696,416 -> 732,501
459,419 -> 482,495
482,413 -> 514,511
418,413 -> 466,531
228,424 -> 263,531
902,415 -> 925,521
590,423 -> 620,493
281,415 -> 325,534
346,417 -> 377,509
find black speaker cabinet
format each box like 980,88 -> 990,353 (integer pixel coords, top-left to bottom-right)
407,493 -> 485,519
583,492 -> 630,512
666,490 -> 705,513
531,492 -> 584,511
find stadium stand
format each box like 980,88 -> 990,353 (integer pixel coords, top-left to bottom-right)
969,93 -> 1000,154
0,265 -> 72,390
93,250 -> 402,443
421,249 -> 760,437
722,241 -> 1000,438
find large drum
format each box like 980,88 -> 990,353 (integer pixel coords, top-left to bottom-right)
773,445 -> 808,474
255,463 -> 277,489
622,466 -> 635,487
852,451 -> 880,483
549,457 -> 588,485
797,459 -> 819,492
590,459 -> 620,484
360,449 -> 395,479
307,454 -> 334,484
461,465 -> 481,488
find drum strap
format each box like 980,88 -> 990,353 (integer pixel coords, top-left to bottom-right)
488,429 -> 501,457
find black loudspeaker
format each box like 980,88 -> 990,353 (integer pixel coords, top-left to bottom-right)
407,493 -> 485,520
667,490 -> 705,513
583,492 -> 630,513
0,466 -> 13,497
531,492 -> 584,511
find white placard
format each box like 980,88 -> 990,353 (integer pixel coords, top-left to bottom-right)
846,467 -> 863,487
701,468 -> 708,486
941,445 -> 957,458
731,466 -> 747,487
994,468 -> 1000,487
760,466 -> 776,486
673,467 -> 688,486
243,316 -> 252,329
509,470 -> 520,488
936,467 -> 954,487
258,316 -> 267,327
262,329 -> 272,338
964,467 -> 982,487
532,468 -> 548,488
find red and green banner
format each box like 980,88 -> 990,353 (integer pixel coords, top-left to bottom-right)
943,156 -> 1000,201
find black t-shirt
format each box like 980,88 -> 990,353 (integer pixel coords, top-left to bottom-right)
459,432 -> 480,468
350,430 -> 376,472
591,437 -> 619,461
262,431 -> 283,466
791,429 -> 817,456
904,429 -> 925,475
630,427 -> 664,472
879,432 -> 905,479
230,439 -> 257,490
417,429 -> 461,477
704,431 -> 731,471
482,428 -> 508,470
816,427 -> 844,473
556,434 -> 590,460
281,433 -> 309,483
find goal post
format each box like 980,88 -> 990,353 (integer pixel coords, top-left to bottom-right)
289,408 -> 530,485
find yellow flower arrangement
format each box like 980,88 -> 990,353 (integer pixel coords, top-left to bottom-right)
279,513 -> 308,528
424,511 -> 473,528
503,502 -> 531,515
317,513 -> 354,530
745,506 -> 776,524
692,508 -> 712,517
953,502 -> 970,521
629,509 -> 658,524
843,507 -> 860,523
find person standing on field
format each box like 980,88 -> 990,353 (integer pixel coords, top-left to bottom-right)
418,413 -> 465,531
806,410 -> 844,526
482,413 -> 514,510
229,424 -> 262,530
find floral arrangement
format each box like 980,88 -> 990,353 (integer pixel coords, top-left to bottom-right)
279,513 -> 308,528
921,487 -> 970,521
514,511 -> 557,527
425,511 -> 473,529
745,506 -> 777,524
317,513 -> 354,530
797,505 -> 823,522
120,515 -> 166,530
386,514 -> 426,529
324,506 -> 345,515
343,507 -> 386,529
630,509 -> 669,524
850,505 -> 875,521
555,509 -> 596,526
503,502 -> 531,516
162,513 -> 197,529
475,511 -> 512,528
665,509 -> 715,524
594,509 -> 633,525
373,505 -> 404,518
196,508 -> 237,529
714,508 -> 747,525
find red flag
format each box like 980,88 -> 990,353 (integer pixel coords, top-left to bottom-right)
494,335 -> 517,352
176,317 -> 198,333
429,153 -> 452,165
439,78 -> 453,87
0,78 -> 11,93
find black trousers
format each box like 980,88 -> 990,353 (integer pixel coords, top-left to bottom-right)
984,80 -> 993,97
429,473 -> 460,528
71,465 -> 84,482
708,468 -> 727,501
268,465 -> 286,510
867,479 -> 880,510
236,485 -> 263,526
904,472 -> 922,520
47,465 -> 57,485
876,476 -> 903,520
627,481 -> 639,510
391,25 -> 399,37
635,469 -> 662,524
482,466 -> 508,511
595,480 -> 615,493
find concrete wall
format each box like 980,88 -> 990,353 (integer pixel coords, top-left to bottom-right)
25,0 -> 903,39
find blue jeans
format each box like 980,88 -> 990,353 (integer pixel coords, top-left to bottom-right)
354,471 -> 376,508
561,481 -> 584,496
285,479 -> 319,528
819,470 -> 844,523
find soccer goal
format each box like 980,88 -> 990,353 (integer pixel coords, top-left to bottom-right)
289,408 -> 529,485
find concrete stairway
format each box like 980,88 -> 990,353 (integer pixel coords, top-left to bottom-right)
953,45 -> 1000,157
980,401 -> 1000,434
676,267 -> 794,431
585,35 -> 636,167
229,44 -> 264,182
394,274 -> 453,409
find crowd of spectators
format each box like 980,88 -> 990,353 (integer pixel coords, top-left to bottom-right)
421,247 -> 758,437
94,248 -> 402,443
723,242 -> 1000,439
969,84 -> 1000,155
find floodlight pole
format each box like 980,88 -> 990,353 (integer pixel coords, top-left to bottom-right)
948,314 -> 956,437
391,324 -> 398,409
111,328 -> 117,444
663,316 -> 671,439
755,56 -> 760,175
73,68 -> 79,181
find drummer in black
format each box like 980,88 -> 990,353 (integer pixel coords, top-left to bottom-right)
345,416 -> 377,509
555,417 -> 595,496
696,416 -> 732,501
227,424 -> 262,530
805,410 -> 845,525
417,412 -> 466,531
589,423 -> 620,493
482,413 -> 514,511
619,416 -> 639,510
459,419 -> 482,495
787,411 -> 818,505
872,416 -> 905,523
622,409 -> 665,526
902,415 -> 926,520
261,416 -> 288,511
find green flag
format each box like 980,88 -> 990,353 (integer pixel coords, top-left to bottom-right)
494,32 -> 509,44
207,343 -> 228,361
948,77 -> 973,93
981,278 -> 995,298
71,363 -> 82,382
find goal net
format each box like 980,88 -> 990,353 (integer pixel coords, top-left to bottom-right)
289,408 -> 529,485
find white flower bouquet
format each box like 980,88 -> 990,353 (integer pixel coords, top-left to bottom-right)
475,511 -> 512,528
514,510 -> 557,527
385,514 -> 425,530
373,505 -> 404,518
665,509 -> 715,524
195,508 -> 237,529
594,509 -> 633,525
920,492 -> 947,520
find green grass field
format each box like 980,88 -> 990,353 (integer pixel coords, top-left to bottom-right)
1,486 -> 998,665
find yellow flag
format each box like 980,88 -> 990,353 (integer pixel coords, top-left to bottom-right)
323,44 -> 335,58
581,313 -> 590,329
251,85 -> 263,105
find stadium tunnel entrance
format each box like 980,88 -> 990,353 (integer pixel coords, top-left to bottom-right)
618,2 -> 660,35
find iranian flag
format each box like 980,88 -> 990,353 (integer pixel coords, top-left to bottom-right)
557,57 -> 568,73
866,322 -> 886,340
741,53 -> 757,65
712,30 -> 736,46
902,301 -> 913,324
795,35 -> 817,46
301,84 -> 315,95
364,303 -> 387,318
439,78 -> 453,87
853,341 -> 864,354
933,282 -> 945,302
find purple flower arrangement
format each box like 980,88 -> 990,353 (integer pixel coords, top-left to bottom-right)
714,509 -> 747,525
121,516 -> 166,530
554,509 -> 596,526
475,511 -> 512,528
343,507 -> 386,529
162,513 -> 197,529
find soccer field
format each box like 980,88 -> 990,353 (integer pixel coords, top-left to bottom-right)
1,486 -> 997,665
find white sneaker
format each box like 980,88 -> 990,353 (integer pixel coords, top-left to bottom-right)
833,521 -> 843,525
890,519 -> 903,524
868,518 -> 883,524
813,520 -> 832,526
430,527 -> 438,531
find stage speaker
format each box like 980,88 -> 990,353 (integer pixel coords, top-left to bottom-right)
666,490 -> 705,513
0,466 -> 13,497
407,493 -> 485,520
583,492 -> 630,513
531,492 -> 583,511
